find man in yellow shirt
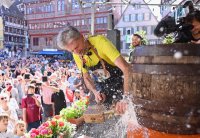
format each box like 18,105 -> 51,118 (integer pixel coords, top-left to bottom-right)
57,26 -> 131,114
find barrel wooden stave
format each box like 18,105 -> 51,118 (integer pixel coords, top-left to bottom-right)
130,44 -> 200,134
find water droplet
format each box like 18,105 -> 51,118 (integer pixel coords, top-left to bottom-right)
174,51 -> 182,59
184,50 -> 189,55
186,124 -> 191,128
112,95 -> 116,99
169,108 -> 175,115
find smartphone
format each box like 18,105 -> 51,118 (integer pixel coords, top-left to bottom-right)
24,74 -> 30,79
36,82 -> 42,86
42,76 -> 48,82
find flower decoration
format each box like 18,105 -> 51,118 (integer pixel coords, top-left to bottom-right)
60,99 -> 88,120
23,115 -> 76,138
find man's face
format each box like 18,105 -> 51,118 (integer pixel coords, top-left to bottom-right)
65,36 -> 85,55
132,36 -> 141,47
191,19 -> 200,39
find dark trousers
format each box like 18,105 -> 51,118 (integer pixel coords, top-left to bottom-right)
42,103 -> 53,117
27,120 -> 40,132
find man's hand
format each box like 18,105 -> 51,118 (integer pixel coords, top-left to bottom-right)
93,91 -> 106,103
115,100 -> 128,114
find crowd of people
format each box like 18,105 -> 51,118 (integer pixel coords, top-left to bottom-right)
0,56 -> 89,137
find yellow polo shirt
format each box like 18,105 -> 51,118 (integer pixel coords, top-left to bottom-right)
73,35 -> 120,73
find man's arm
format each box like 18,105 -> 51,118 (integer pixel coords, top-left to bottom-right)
83,72 -> 102,102
114,55 -> 132,114
114,55 -> 132,94
22,108 -> 27,128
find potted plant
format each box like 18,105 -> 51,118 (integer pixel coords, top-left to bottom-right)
24,115 -> 76,138
60,99 -> 88,125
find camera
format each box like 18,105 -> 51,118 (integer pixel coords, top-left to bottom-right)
154,1 -> 195,43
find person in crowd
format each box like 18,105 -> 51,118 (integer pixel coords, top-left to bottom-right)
16,76 -> 25,105
51,82 -> 66,115
13,120 -> 26,138
129,34 -> 143,62
185,9 -> 200,44
68,69 -> 77,92
73,70 -> 83,90
41,77 -> 54,121
57,26 -> 131,113
2,80 -> 19,104
0,93 -> 18,131
0,113 -> 14,137
74,89 -> 81,101
21,84 -> 41,131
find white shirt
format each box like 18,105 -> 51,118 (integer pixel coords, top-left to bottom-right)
0,131 -> 14,138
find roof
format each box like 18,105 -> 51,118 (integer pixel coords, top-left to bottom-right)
0,0 -> 24,18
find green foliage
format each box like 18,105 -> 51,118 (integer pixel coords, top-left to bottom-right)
60,99 -> 88,120
162,34 -> 175,44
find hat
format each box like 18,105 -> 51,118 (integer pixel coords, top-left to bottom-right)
69,69 -> 75,73
75,89 -> 80,93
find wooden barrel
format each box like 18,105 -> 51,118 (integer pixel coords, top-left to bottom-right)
130,43 -> 200,135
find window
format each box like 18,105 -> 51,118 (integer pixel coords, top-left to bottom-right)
96,17 -> 104,24
131,14 -> 136,22
136,26 -> 140,32
135,14 -> 138,21
33,38 -> 39,46
151,26 -> 156,35
5,26 -> 8,32
5,16 -> 8,21
126,28 -> 131,35
123,14 -> 130,22
72,0 -> 79,9
135,2 -> 141,9
82,19 -> 85,25
142,26 -> 147,34
103,17 -> 107,23
138,13 -> 144,21
58,0 -> 65,11
83,0 -> 92,8
88,18 -> 91,24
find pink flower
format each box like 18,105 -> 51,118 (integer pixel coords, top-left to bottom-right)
41,128 -> 49,135
30,133 -> 37,138
51,120 -> 57,126
31,128 -> 39,135
59,121 -> 64,127
48,129 -> 52,134
42,122 -> 49,127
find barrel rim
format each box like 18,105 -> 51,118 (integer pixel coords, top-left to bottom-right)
132,43 -> 200,56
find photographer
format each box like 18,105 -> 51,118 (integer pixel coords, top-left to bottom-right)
185,9 -> 200,44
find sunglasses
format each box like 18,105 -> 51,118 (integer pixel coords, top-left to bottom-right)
0,97 -> 6,100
